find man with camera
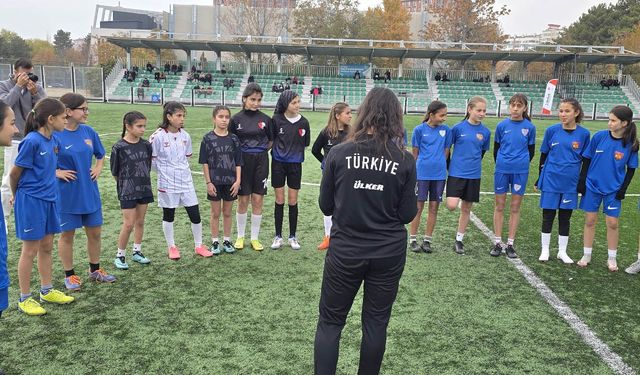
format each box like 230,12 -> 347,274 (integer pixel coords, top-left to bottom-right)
0,58 -> 46,229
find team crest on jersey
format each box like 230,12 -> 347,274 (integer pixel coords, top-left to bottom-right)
614,151 -> 624,160
572,141 -> 580,150
327,139 -> 333,146
521,129 -> 529,136
258,121 -> 266,130
476,133 -> 484,141
299,129 -> 306,137
84,139 -> 92,147
236,123 -> 242,130
439,130 -> 446,137
279,128 -> 284,134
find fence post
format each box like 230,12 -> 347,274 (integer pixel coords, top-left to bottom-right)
592,103 -> 597,121
191,89 -> 195,107
529,101 -> 533,118
404,96 -> 408,114
102,68 -> 107,103
161,88 -> 165,106
130,87 -> 134,104
497,100 -> 502,117
71,66 -> 76,93
41,66 -> 47,89
312,94 -> 316,111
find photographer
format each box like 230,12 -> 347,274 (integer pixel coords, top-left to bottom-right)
0,58 -> 46,228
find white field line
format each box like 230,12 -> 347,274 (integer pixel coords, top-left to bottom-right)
468,211 -> 636,375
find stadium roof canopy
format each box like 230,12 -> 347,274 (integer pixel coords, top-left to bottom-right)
106,33 -> 640,65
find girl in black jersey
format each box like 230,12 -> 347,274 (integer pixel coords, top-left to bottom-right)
314,87 -> 417,375
110,112 -> 154,269
311,102 -> 351,250
229,83 -> 273,251
270,90 -> 310,250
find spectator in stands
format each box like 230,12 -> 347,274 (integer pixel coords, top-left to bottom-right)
285,76 -> 291,83
171,64 -> 178,75
434,72 -> 441,81
220,65 -> 227,74
248,74 -> 255,83
187,72 -> 194,83
177,64 -> 183,73
206,86 -> 213,96
229,79 -> 235,88
354,71 -> 361,80
193,84 -> 202,97
442,73 -> 449,82
141,78 -> 150,88
158,72 -> 166,83
504,74 -> 510,84
486,75 -> 491,83
193,72 -> 200,81
278,82 -> 284,92
312,87 -> 319,97
284,82 -> 290,91
164,63 -> 170,73
223,77 -> 230,90
384,70 -> 391,82
272,83 -> 278,93
123,69 -> 129,79
318,85 -> 323,95
146,63 -> 153,73
191,65 -> 197,73
292,76 -> 299,85
127,72 -> 134,83
204,73 -> 213,85
137,86 -> 145,100
613,78 -> 620,87
132,65 -> 139,73
374,71 -> 381,81
154,72 -> 161,82
130,70 -> 137,81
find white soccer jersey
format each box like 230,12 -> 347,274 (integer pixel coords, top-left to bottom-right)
150,128 -> 196,193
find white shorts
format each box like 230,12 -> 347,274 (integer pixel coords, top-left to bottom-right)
158,190 -> 198,208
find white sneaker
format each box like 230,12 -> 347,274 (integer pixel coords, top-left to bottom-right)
625,259 -> 640,275
556,251 -> 574,264
288,237 -> 301,250
271,236 -> 284,249
539,248 -> 550,262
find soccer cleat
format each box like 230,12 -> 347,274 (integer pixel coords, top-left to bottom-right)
556,251 -> 574,264
251,240 -> 264,251
64,275 -> 82,292
195,245 -> 213,257
608,258 -> 619,272
223,240 -> 235,254
577,255 -> 591,268
114,256 -> 130,270
317,235 -> 330,250
539,248 -> 550,262
40,289 -> 75,304
18,297 -> 46,316
490,243 -> 504,257
132,252 -> 151,264
234,237 -> 244,250
271,236 -> 284,250
211,241 -> 221,255
88,269 -> 117,283
288,237 -> 301,250
505,245 -> 518,259
409,241 -> 422,253
624,259 -> 640,275
421,241 -> 433,254
168,246 -> 181,260
453,241 -> 465,255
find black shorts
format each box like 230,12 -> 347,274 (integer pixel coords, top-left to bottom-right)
271,160 -> 302,189
207,184 -> 237,202
120,196 -> 154,209
239,151 -> 269,196
446,176 -> 481,203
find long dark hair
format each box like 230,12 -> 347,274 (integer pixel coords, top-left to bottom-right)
274,90 -> 299,115
0,102 -> 10,127
241,83 -> 263,110
347,87 -> 404,156
25,98 -> 65,136
122,111 -> 147,138
560,98 -> 584,124
509,93 -> 531,121
159,101 -> 185,129
424,100 -> 447,123
59,92 -> 86,110
610,105 -> 639,151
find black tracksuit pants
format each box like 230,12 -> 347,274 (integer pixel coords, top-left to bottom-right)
314,251 -> 406,375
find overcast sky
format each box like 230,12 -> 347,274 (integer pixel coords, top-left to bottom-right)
0,0 -> 617,41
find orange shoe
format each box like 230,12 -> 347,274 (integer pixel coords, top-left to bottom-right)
168,246 -> 181,260
195,244 -> 213,257
317,235 -> 330,250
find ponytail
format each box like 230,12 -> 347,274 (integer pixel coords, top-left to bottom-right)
25,98 -> 65,136
122,111 -> 146,138
610,105 -> 639,151
424,100 -> 447,123
464,96 -> 487,121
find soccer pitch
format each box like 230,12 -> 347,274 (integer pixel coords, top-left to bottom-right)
0,103 -> 639,374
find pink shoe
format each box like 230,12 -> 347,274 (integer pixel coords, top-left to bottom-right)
168,246 -> 181,260
195,245 -> 213,257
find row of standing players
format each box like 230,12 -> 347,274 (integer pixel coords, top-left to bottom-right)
1,84 -> 639,318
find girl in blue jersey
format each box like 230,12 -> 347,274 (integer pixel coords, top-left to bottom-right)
446,96 -> 491,255
409,100 -> 451,253
490,94 -> 536,259
311,102 -> 351,250
10,98 -> 75,316
577,105 -> 638,272
535,99 -> 590,263
0,102 -> 18,318
55,93 -> 115,291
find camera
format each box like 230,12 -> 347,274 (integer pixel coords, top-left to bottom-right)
27,73 -> 39,82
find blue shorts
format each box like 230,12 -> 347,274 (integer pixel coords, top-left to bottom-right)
417,180 -> 445,202
59,208 -> 103,231
579,189 -> 621,217
540,192 -> 579,210
0,287 -> 7,312
494,172 -> 528,196
14,191 -> 60,241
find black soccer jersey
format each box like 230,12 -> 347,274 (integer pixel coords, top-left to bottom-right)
319,138 -> 417,259
229,109 -> 273,153
312,128 -> 348,163
199,131 -> 243,185
271,114 -> 311,163
110,138 -> 154,201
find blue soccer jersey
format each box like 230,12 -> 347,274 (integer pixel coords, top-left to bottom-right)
495,118 -> 536,174
448,120 -> 491,179
538,124 -> 590,193
15,131 -> 58,201
412,122 -> 452,180
0,203 -> 8,291
54,124 -> 105,214
584,130 -> 639,195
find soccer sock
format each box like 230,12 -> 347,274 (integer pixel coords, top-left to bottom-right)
541,233 -> 551,251
191,222 -> 203,247
275,203 -> 284,237
117,248 -> 126,257
89,263 -> 100,273
162,221 -> 175,247
507,238 -> 514,246
211,237 -> 219,244
64,269 -> 75,277
223,236 -> 231,242
456,232 -> 464,242
424,235 -> 433,243
20,293 -> 31,302
583,247 -> 592,256
558,236 -> 569,252
288,204 -> 298,237
236,212 -> 248,238
40,284 -> 53,295
493,236 -> 501,245
409,235 -> 417,243
133,243 -> 142,253
323,215 -> 332,236
608,249 -> 617,260
250,214 -> 262,241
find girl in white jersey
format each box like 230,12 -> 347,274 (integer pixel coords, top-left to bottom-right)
150,101 -> 212,260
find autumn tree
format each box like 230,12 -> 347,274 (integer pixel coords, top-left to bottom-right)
0,29 -> 31,60
27,39 -> 56,64
362,0 -> 411,41
558,0 -> 640,45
